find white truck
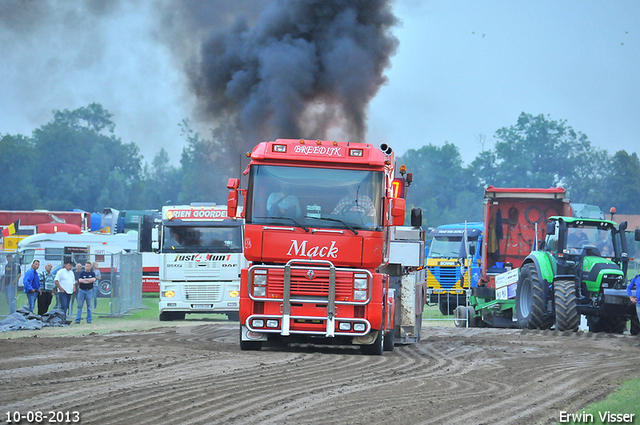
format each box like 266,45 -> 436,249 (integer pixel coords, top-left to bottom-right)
155,205 -> 245,321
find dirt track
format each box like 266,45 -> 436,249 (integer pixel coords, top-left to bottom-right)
1,324 -> 639,425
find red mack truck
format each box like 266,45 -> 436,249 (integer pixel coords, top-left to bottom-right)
227,139 -> 423,355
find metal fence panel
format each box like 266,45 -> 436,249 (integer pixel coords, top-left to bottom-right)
1,250 -> 144,319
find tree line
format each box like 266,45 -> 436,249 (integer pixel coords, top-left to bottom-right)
1,104 -> 638,227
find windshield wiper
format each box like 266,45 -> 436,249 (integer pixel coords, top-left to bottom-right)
306,216 -> 359,235
167,245 -> 199,253
254,216 -> 309,232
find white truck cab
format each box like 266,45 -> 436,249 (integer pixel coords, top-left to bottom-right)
157,205 -> 245,321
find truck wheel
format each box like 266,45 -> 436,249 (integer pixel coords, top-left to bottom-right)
98,280 -> 112,297
438,296 -> 456,316
383,328 -> 395,352
466,306 -> 480,328
630,314 -> 640,336
159,312 -> 174,321
173,312 -> 185,320
239,326 -> 262,351
515,264 -> 553,329
226,312 -> 240,321
554,280 -> 579,331
454,306 -> 468,327
361,330 -> 384,355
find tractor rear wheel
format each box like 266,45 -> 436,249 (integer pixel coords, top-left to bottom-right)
515,264 -> 553,329
554,280 -> 579,331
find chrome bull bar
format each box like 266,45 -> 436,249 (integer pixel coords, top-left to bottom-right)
247,259 -> 373,337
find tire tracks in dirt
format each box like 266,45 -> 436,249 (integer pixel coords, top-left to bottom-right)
2,324 -> 639,425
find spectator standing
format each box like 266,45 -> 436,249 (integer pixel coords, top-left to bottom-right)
2,254 -> 20,314
69,262 -> 83,314
75,261 -> 96,324
627,274 -> 640,346
54,261 -> 75,320
23,260 -> 41,313
92,261 -> 101,309
38,263 -> 56,315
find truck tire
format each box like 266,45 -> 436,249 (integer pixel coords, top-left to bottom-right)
159,312 -> 174,321
361,330 -> 384,355
515,264 -> 553,330
454,305 -> 468,327
466,306 -> 480,328
630,314 -> 640,336
226,312 -> 240,321
587,315 -> 626,334
383,328 -> 395,352
98,280 -> 112,297
554,280 -> 579,331
438,295 -> 457,316
239,326 -> 262,351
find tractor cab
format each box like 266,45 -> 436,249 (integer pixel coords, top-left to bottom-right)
544,217 -> 627,294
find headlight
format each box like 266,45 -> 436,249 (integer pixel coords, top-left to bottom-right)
339,322 -> 351,331
253,286 -> 266,297
229,290 -> 239,297
162,291 -> 175,298
254,273 -> 267,286
266,320 -> 279,328
252,319 -> 264,328
354,278 -> 368,289
353,323 -> 366,332
354,290 -> 367,300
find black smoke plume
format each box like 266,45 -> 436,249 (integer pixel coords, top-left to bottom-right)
185,0 -> 399,152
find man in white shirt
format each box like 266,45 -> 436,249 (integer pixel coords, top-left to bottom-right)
54,261 -> 76,319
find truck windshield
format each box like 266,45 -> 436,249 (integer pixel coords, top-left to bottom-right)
566,225 -> 614,256
161,225 -> 242,253
428,237 -> 478,259
247,165 -> 384,231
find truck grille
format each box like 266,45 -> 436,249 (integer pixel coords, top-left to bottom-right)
428,266 -> 460,290
266,269 -> 353,298
184,284 -> 222,301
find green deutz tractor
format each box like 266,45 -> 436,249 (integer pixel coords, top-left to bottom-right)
515,216 -> 640,333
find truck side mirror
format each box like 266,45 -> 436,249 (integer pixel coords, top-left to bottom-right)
410,208 -> 422,227
619,221 -> 628,254
636,228 -> 640,242
546,222 -> 555,235
151,226 -> 159,251
227,178 -> 240,218
391,198 -> 405,226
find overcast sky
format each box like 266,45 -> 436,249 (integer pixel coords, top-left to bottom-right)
1,0 -> 638,166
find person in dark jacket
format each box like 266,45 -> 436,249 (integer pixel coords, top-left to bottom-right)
23,260 -> 41,313
38,263 -> 56,315
627,274 -> 640,346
